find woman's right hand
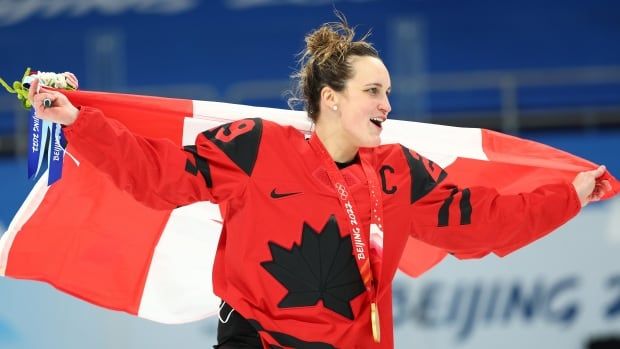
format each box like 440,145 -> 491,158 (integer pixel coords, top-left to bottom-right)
28,78 -> 79,126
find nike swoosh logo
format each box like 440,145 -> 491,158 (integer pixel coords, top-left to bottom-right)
270,189 -> 302,199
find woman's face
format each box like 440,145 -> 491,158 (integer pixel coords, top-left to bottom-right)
337,55 -> 392,148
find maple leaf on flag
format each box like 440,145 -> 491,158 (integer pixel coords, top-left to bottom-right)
261,215 -> 366,320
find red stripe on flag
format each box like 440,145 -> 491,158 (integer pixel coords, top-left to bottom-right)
6,151 -> 171,314
481,129 -> 619,197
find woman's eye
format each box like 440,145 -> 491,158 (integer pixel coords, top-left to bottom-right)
367,88 -> 378,94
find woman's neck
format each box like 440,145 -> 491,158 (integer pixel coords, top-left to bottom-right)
314,123 -> 359,163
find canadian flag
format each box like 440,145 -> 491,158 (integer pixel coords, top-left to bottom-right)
0,90 -> 618,324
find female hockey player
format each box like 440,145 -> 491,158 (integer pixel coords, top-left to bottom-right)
27,17 -> 611,349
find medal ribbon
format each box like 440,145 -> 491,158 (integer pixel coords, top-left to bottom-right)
27,108 -> 43,179
48,122 -> 66,184
28,105 -> 66,185
309,134 -> 384,342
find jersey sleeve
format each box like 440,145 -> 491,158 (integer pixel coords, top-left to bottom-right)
400,146 -> 582,259
63,106 -> 262,210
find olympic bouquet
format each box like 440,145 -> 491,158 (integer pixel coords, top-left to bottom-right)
0,68 -> 78,184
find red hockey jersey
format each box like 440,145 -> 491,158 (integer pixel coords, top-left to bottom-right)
63,107 -> 581,348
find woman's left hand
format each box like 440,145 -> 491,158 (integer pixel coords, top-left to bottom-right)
572,165 -> 613,207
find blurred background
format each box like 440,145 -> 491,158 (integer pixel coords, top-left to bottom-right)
0,0 -> 619,348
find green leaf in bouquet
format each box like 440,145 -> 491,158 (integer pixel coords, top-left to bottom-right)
0,67 -> 33,109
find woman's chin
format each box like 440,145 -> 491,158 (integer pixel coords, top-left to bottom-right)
359,136 -> 381,148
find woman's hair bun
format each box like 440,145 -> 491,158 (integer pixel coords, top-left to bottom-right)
304,21 -> 354,65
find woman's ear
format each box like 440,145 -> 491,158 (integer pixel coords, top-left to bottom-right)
320,86 -> 339,111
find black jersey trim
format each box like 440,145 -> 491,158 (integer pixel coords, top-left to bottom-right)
183,145 -> 213,188
438,187 -> 473,227
202,118 -> 263,176
247,319 -> 335,349
401,145 -> 447,204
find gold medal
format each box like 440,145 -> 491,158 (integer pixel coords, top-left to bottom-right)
371,302 -> 381,343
